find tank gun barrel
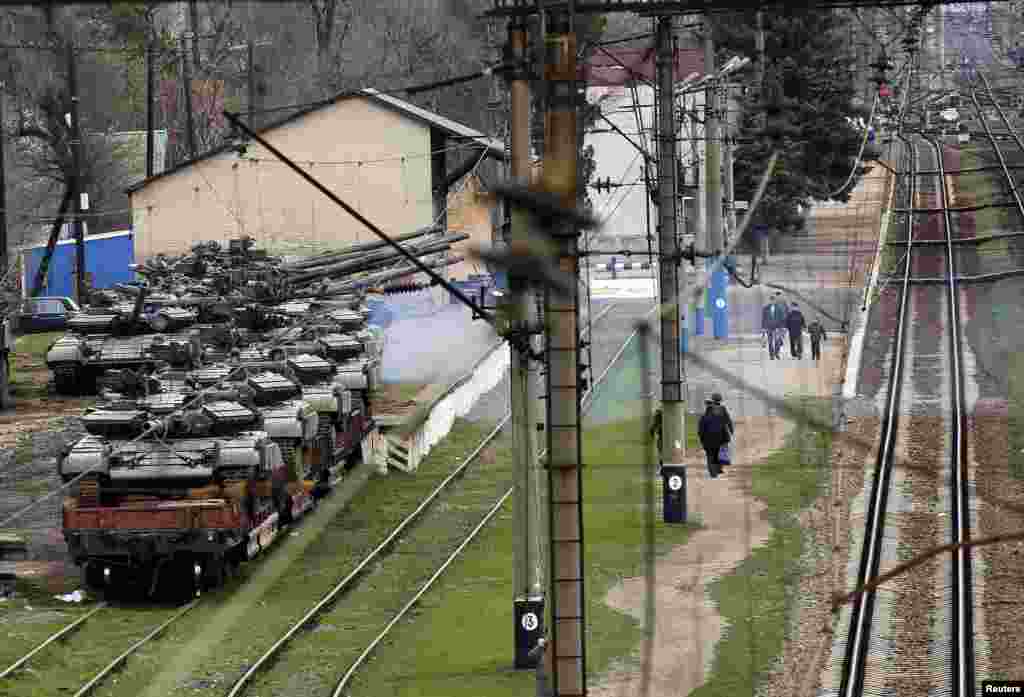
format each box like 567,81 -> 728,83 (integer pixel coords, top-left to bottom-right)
296,253 -> 465,298
281,224 -> 442,271
286,233 -> 469,287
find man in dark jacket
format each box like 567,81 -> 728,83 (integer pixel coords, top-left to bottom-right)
786,302 -> 806,358
808,319 -> 827,361
698,393 -> 734,478
762,292 -> 787,359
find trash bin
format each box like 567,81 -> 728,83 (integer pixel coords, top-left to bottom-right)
661,464 -> 687,524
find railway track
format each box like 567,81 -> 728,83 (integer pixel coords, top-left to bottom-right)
226,303 -> 656,697
0,600 -> 198,696
0,300 -> 631,697
838,128 -> 976,697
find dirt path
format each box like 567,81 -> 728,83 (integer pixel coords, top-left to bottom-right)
590,340 -> 844,697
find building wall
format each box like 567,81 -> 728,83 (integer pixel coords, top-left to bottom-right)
585,85 -> 656,241
445,175 -> 494,281
129,97 -> 435,261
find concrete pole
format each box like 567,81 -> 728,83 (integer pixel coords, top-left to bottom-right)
541,8 -> 584,695
723,84 -> 736,246
66,41 -> 86,305
508,18 -> 545,670
656,16 -> 687,523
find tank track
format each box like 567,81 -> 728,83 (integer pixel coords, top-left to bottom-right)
274,439 -> 302,482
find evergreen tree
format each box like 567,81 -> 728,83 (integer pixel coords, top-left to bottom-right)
713,9 -> 875,240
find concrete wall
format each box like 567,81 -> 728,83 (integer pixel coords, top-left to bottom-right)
129,97 -> 435,261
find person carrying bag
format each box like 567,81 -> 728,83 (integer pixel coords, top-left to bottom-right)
698,393 -> 734,479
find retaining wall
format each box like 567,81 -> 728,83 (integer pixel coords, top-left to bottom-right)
384,340 -> 510,472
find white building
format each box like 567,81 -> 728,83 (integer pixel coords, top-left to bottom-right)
584,48 -> 707,253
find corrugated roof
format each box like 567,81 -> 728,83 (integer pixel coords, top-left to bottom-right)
359,89 -> 505,158
126,89 -> 505,194
583,48 -> 705,86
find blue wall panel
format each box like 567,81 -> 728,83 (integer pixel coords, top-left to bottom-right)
24,232 -> 135,297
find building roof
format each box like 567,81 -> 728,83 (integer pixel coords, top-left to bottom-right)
582,47 -> 705,86
126,89 -> 505,195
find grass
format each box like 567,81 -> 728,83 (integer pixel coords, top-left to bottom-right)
9,331 -> 63,398
690,397 -> 831,697
348,410 -> 703,697
75,419 -> 507,697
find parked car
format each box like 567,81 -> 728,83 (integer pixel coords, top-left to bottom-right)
17,296 -> 80,333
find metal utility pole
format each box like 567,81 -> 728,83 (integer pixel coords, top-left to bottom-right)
247,40 -> 256,129
146,37 -> 155,178
541,7 -> 584,696
0,81 -> 7,277
723,84 -> 736,245
188,0 -> 200,68
181,33 -> 197,159
704,26 -> 722,255
66,42 -> 86,305
756,10 -> 768,259
756,10 -> 765,130
655,15 -> 687,524
507,17 -> 545,671
703,21 -> 728,340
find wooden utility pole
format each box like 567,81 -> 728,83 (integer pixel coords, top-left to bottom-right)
66,41 -> 86,305
655,15 -> 687,523
540,7 -> 584,696
508,17 -> 545,670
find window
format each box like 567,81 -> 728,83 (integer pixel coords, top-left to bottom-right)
39,300 -> 65,315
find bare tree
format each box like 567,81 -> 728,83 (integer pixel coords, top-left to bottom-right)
308,0 -> 352,95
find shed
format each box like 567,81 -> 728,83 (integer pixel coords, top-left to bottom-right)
126,88 -> 504,281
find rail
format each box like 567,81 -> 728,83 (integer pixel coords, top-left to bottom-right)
226,301 -> 646,697
330,304 -> 659,697
839,132 -> 917,697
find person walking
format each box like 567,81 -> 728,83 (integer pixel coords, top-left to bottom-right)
786,302 -> 806,358
761,292 -> 788,360
529,636 -> 553,697
808,319 -> 827,361
698,393 -> 734,479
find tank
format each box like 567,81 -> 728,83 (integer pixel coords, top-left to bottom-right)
52,234 -> 409,594
46,332 -> 201,395
60,431 -> 303,594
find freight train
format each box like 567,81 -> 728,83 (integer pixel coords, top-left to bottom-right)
42,236 -> 440,597
58,352 -> 376,596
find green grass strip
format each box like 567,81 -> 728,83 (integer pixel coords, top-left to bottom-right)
690,397 -> 832,697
